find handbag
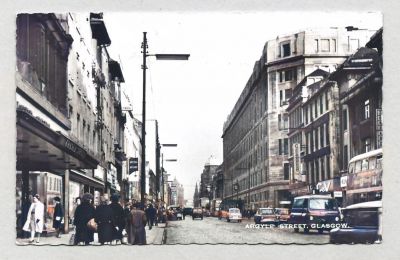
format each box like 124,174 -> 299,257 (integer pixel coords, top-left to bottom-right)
86,218 -> 97,231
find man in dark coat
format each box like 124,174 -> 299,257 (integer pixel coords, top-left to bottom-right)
145,204 -> 157,230
126,202 -> 147,245
52,196 -> 63,238
73,193 -> 95,245
95,196 -> 114,245
109,194 -> 125,243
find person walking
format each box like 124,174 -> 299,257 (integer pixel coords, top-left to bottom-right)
109,194 -> 125,244
95,196 -> 114,245
22,194 -> 44,243
73,193 -> 95,245
126,203 -> 147,245
52,196 -> 63,238
146,204 -> 157,230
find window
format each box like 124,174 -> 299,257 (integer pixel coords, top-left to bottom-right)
315,129 -> 319,150
315,160 -> 319,182
321,157 -> 325,181
284,138 -> 288,155
364,138 -> 371,153
314,39 -> 319,52
343,145 -> 349,169
325,91 -> 329,111
284,163 -> 290,180
364,99 -> 370,120
326,155 -> 330,179
282,42 -> 291,57
343,109 -> 348,131
314,99 -> 318,117
305,106 -> 308,124
326,123 -> 330,146
369,157 -> 376,170
361,159 -> 369,171
321,39 -> 330,52
285,89 -> 292,101
332,39 -> 337,52
320,125 -> 324,147
68,105 -> 73,119
320,95 -> 324,114
279,71 -> 283,83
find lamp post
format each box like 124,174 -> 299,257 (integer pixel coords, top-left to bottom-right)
233,182 -> 239,208
140,32 -> 189,206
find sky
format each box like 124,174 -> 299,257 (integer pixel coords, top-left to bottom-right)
104,11 -> 382,201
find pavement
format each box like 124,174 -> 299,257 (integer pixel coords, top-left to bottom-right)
16,223 -> 166,246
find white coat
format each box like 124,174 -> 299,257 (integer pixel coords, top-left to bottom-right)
23,201 -> 45,233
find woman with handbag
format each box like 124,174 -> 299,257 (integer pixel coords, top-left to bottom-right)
22,194 -> 44,243
73,193 -> 95,245
52,196 -> 63,238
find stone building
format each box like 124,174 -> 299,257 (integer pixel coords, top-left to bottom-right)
222,27 -> 375,209
199,156 -> 219,198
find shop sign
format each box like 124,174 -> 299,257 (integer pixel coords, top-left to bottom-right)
316,180 -> 331,193
108,163 -> 117,185
63,138 -> 86,159
293,143 -> 301,176
376,109 -> 383,148
94,166 -> 105,181
340,176 -> 348,188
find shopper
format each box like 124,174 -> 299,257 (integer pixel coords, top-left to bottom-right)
73,193 -> 95,245
109,194 -> 125,243
126,203 -> 147,245
95,196 -> 114,245
52,196 -> 63,238
22,194 -> 44,243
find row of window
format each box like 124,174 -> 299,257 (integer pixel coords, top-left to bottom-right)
306,155 -> 331,184
304,90 -> 329,125
305,122 -> 330,154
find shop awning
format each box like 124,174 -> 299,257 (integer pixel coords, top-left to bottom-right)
17,108 -> 100,171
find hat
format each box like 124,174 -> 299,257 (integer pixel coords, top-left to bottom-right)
111,194 -> 119,203
82,193 -> 93,202
34,194 -> 40,200
54,196 -> 61,202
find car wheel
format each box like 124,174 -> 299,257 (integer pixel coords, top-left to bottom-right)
294,228 -> 299,233
192,217 -> 195,220
227,218 -> 230,222
318,229 -> 324,234
201,217 -> 203,220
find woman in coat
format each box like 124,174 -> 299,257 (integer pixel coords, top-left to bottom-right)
73,193 -> 95,245
52,196 -> 63,238
109,194 -> 125,243
95,196 -> 114,245
22,194 -> 44,243
126,203 -> 147,245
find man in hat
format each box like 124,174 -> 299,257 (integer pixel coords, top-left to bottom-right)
53,196 -> 64,238
126,202 -> 147,245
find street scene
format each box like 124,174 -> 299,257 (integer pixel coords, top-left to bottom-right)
15,12 -> 382,245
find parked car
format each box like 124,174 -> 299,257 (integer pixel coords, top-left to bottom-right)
330,200 -> 382,244
182,207 -> 193,219
275,208 -> 290,224
288,195 -> 340,234
227,208 -> 242,222
254,208 -> 277,225
192,207 -> 204,220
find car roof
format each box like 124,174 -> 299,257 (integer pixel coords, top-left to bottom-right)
345,200 -> 382,210
258,208 -> 274,210
294,195 -> 333,199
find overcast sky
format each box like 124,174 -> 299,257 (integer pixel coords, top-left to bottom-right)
104,11 -> 382,201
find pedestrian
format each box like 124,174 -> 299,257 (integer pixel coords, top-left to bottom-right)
126,202 -> 147,245
22,194 -> 44,243
20,195 -> 32,238
52,196 -> 63,238
109,194 -> 125,244
73,193 -> 95,245
145,204 -> 156,230
95,196 -> 114,245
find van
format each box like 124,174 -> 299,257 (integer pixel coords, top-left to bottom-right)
289,195 -> 340,234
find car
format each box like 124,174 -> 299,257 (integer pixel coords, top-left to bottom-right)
192,207 -> 203,220
168,206 -> 183,220
227,208 -> 242,222
330,200 -> 382,244
288,195 -> 340,234
275,208 -> 290,224
182,207 -> 193,219
254,208 -> 278,225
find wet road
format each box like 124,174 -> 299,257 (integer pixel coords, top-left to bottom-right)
165,217 -> 330,244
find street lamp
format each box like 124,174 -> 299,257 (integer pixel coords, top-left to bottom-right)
233,182 -> 239,207
140,32 -> 189,206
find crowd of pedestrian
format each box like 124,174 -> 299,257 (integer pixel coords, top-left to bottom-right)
71,193 -> 166,245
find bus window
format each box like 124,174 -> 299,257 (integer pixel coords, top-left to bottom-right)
369,157 -> 376,170
355,161 -> 362,173
377,156 -> 383,169
361,159 -> 369,171
349,162 -> 355,174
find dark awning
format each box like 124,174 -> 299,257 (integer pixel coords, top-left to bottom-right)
90,13 -> 111,46
109,60 -> 125,82
17,108 -> 100,171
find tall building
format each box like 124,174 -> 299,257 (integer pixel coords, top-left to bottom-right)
193,182 -> 200,207
222,27 -> 375,210
16,13 -> 132,236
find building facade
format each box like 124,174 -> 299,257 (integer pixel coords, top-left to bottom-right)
222,27 -> 375,210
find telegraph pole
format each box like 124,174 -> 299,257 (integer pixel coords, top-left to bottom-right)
140,32 -> 147,207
